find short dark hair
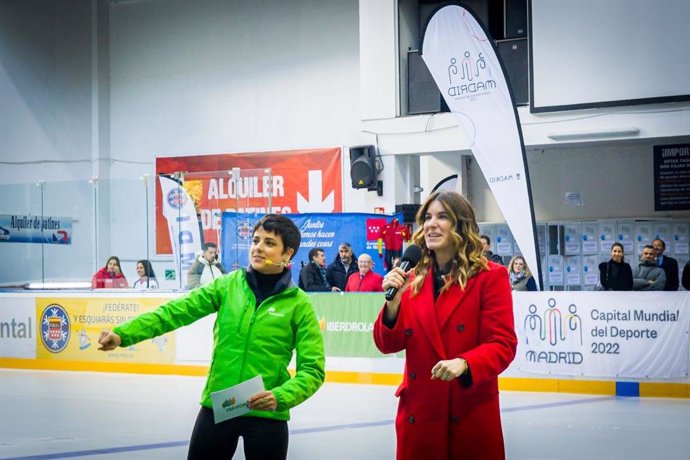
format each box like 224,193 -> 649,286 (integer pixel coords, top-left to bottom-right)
643,244 -> 655,252
202,242 -> 218,251
308,247 -> 324,261
652,238 -> 666,249
253,214 -> 301,260
480,234 -> 491,244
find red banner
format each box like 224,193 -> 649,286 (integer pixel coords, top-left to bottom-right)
155,148 -> 342,254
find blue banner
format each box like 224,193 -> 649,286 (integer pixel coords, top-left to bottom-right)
0,214 -> 72,244
221,212 -> 405,285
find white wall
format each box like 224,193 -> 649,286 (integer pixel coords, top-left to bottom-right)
1,0 -> 690,286
109,0 -> 365,166
0,0 -> 95,183
470,140 -> 690,223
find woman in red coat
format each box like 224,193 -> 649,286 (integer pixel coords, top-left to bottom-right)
374,191 -> 517,460
91,256 -> 128,289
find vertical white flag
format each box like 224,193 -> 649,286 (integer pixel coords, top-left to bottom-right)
159,176 -> 203,275
422,5 -> 541,287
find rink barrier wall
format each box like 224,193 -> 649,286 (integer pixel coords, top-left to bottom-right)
1,291 -> 688,398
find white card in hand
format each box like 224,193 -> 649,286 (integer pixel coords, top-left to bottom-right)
210,375 -> 264,424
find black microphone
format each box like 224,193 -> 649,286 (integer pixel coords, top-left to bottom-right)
385,245 -> 422,301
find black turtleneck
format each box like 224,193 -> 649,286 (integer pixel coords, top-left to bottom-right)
244,267 -> 292,307
432,260 -> 453,300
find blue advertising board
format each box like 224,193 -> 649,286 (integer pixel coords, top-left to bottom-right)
221,212 -> 405,285
0,214 -> 72,244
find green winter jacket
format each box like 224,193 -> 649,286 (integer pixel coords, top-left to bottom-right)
113,268 -> 325,421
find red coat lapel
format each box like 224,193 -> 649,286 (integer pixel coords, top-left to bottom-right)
411,268 -> 447,359
436,275 -> 478,331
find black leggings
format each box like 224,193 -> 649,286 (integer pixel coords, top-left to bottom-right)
187,407 -> 289,460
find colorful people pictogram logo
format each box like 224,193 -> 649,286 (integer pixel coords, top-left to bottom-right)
40,304 -> 70,353
523,298 -> 583,347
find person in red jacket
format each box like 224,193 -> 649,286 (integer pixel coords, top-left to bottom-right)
345,254 -> 384,292
374,190 -> 517,460
91,256 -> 128,289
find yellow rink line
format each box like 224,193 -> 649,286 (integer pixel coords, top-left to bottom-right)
1,358 -> 688,398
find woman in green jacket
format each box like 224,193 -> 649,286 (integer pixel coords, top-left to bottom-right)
98,214 -> 325,460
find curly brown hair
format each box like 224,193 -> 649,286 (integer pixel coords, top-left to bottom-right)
409,191 -> 488,295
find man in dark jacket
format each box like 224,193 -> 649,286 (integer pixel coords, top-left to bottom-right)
326,242 -> 358,291
299,247 -> 337,292
652,239 -> 679,291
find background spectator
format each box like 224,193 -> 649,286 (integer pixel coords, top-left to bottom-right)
345,254 -> 383,292
508,255 -> 537,291
187,242 -> 226,289
597,242 -> 633,291
299,248 -> 338,292
632,245 -> 666,291
91,256 -> 128,289
652,239 -> 679,291
480,234 -> 503,264
132,259 -> 159,289
326,242 -> 358,291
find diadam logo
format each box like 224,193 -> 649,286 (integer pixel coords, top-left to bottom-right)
488,172 -> 521,184
166,187 -> 187,210
40,304 -> 70,353
237,220 -> 253,240
446,51 -> 496,98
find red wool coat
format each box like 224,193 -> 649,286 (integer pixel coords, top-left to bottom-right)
373,263 -> 516,460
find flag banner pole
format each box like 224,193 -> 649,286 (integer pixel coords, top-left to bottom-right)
422,4 -> 542,287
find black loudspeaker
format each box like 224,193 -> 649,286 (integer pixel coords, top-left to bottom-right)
496,38 -> 528,106
395,204 -> 421,224
407,50 -> 445,115
504,0 -> 527,39
420,1 -> 490,36
350,145 -> 377,189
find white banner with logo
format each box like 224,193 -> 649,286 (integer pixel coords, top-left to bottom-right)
159,176 -> 203,272
422,5 -> 540,287
513,292 -> 690,379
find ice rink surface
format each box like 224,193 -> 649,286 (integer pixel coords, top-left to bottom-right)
1,370 -> 689,460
